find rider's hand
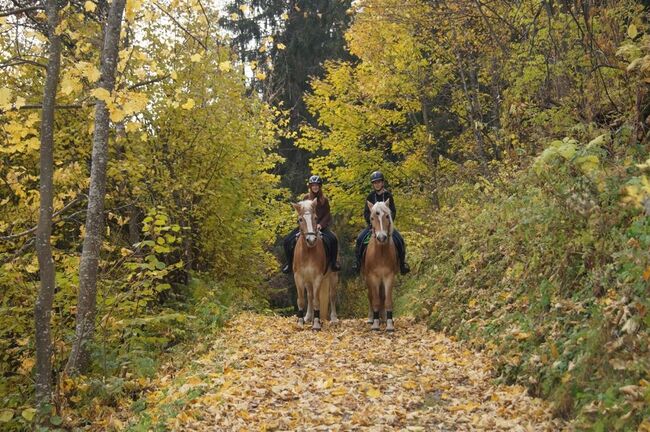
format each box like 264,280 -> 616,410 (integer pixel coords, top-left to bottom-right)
317,224 -> 322,231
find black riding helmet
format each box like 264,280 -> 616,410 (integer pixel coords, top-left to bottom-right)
308,175 -> 323,185
370,171 -> 384,183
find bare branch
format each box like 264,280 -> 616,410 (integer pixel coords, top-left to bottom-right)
0,5 -> 45,18
0,195 -> 85,240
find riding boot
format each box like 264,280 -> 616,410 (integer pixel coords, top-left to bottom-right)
331,233 -> 341,272
400,261 -> 410,275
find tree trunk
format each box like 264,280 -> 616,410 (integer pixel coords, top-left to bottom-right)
34,0 -> 62,410
66,0 -> 126,375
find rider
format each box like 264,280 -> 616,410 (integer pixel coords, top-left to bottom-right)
281,175 -> 341,274
354,171 -> 410,274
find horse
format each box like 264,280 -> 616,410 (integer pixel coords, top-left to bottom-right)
362,199 -> 398,331
291,199 -> 338,330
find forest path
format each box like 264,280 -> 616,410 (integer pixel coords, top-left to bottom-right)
140,313 -> 567,431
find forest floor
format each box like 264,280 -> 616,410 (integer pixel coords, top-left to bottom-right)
132,313 -> 569,431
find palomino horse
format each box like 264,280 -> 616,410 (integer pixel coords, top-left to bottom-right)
292,199 -> 338,330
363,199 -> 398,331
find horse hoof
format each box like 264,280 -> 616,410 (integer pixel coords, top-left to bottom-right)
371,319 -> 380,331
330,318 -> 339,325
385,319 -> 395,332
297,318 -> 304,327
312,318 -> 322,331
366,319 -> 374,324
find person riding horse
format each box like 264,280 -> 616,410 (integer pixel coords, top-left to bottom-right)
282,175 -> 340,274
355,171 -> 410,275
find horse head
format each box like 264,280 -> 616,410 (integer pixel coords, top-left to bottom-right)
367,199 -> 393,244
292,198 -> 320,247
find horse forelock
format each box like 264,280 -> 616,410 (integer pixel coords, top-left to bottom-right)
296,199 -> 316,214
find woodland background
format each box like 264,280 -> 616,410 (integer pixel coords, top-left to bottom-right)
0,0 -> 648,430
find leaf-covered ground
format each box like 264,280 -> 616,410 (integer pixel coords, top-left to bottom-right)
136,313 -> 568,431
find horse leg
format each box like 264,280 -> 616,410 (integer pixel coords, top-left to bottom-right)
367,275 -> 381,331
304,282 -> 314,323
295,275 -> 305,327
329,273 -> 339,325
384,274 -> 395,332
380,281 -> 387,322
367,280 -> 374,324
312,275 -> 323,331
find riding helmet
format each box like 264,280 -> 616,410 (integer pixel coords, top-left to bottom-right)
308,175 -> 323,185
370,171 -> 384,183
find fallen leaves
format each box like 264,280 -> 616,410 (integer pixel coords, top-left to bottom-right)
137,313 -> 567,431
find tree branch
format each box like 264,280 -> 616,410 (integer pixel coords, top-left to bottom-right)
0,5 -> 45,18
0,195 -> 85,240
152,1 -> 207,50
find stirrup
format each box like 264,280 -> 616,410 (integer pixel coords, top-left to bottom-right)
332,261 -> 341,272
400,263 -> 410,275
281,264 -> 291,274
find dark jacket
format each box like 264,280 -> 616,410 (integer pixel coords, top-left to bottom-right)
364,189 -> 396,226
304,190 -> 332,229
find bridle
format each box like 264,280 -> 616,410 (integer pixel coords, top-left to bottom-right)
370,204 -> 393,240
298,210 -> 321,242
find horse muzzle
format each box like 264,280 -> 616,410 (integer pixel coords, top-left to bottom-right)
305,233 -> 317,246
376,232 -> 388,243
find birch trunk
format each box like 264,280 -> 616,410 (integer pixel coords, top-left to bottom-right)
66,0 -> 126,375
34,0 -> 62,409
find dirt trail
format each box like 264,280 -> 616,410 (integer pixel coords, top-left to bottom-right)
144,313 -> 568,431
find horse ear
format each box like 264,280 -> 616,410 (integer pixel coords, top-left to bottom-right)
291,202 -> 301,212
367,200 -> 374,211
384,198 -> 390,207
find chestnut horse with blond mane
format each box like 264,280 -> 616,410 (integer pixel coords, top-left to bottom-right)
363,200 -> 398,331
292,199 -> 338,330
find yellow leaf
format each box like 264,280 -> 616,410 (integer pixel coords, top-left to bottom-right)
514,332 -> 531,341
14,96 -> 26,109
60,76 -> 82,96
449,402 -> 480,412
238,4 -> 250,13
561,373 -> 572,383
402,380 -> 417,390
628,24 -> 638,39
255,71 -> 267,81
84,1 -> 96,12
229,12 -> 239,21
109,107 -> 125,123
643,266 -> 650,281
0,87 -> 12,110
276,43 -> 286,50
181,98 -> 195,110
91,88 -> 112,102
219,61 -> 232,72
330,387 -> 346,396
0,409 -> 13,423
21,408 -> 36,422
19,357 -> 35,375
190,53 -> 202,62
170,71 -> 178,80
366,387 -> 381,398
281,12 -> 289,20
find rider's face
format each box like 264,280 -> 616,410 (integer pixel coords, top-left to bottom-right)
372,180 -> 384,191
309,184 -> 321,193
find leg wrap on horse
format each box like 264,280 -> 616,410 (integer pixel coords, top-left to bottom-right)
314,310 -> 320,320
373,311 -> 380,320
297,309 -> 304,318
386,311 -> 393,320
